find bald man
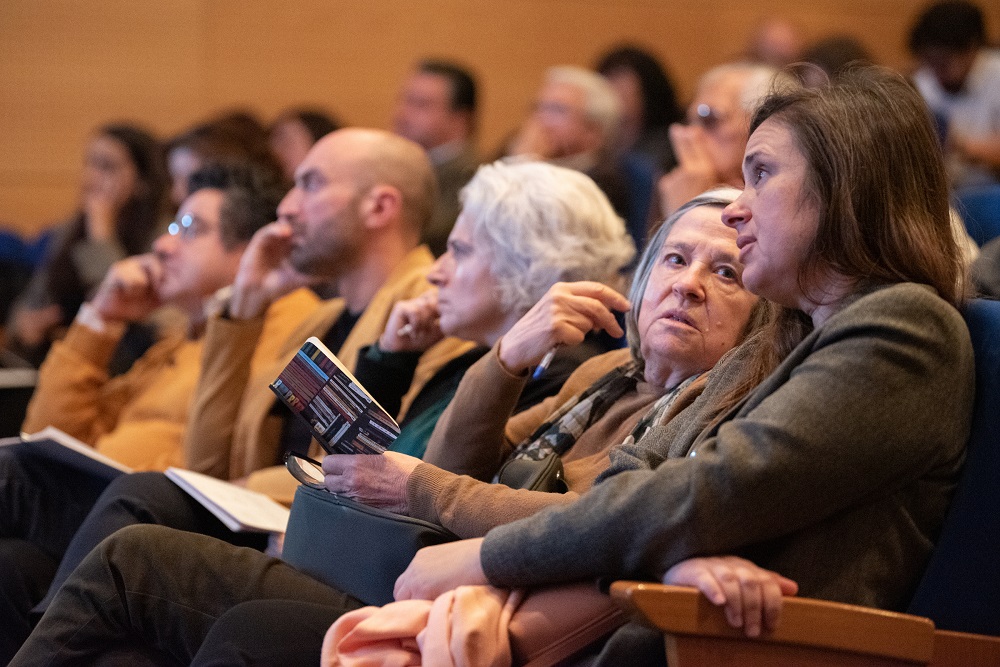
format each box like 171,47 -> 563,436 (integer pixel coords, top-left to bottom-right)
27,129 -> 471,623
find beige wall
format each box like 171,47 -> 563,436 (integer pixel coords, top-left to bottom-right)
2,0 -> 998,234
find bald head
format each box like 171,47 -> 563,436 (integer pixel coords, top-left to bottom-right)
306,128 -> 438,236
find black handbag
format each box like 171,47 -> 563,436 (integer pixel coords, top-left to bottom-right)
282,485 -> 456,606
495,450 -> 568,492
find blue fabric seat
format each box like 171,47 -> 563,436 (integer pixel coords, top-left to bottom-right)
956,185 -> 1000,247
906,297 -> 1000,634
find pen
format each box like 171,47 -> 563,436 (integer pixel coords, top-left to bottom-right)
532,347 -> 558,380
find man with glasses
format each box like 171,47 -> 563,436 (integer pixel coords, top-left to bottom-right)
658,63 -> 782,216
0,162 -> 316,662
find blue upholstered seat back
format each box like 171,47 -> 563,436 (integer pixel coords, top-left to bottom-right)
907,298 -> 1000,634
956,185 -> 1000,247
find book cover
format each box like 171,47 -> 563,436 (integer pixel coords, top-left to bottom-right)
269,337 -> 399,455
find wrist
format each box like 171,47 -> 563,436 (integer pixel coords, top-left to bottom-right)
228,283 -> 270,320
495,338 -> 530,377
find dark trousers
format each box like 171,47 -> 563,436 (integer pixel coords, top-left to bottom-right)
38,471 -> 268,613
0,448 -> 267,662
0,446 -> 109,663
11,525 -> 363,666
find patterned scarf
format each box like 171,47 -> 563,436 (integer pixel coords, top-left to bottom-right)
504,361 -> 700,465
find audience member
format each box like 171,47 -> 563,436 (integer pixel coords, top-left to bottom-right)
507,66 -> 641,245
800,35 -> 875,86
269,107 -> 341,181
595,45 -> 684,172
0,162 -> 315,663
658,63 -> 785,216
971,235 -> 1000,297
7,123 -> 169,369
11,185 -> 771,665
909,0 -> 1000,187
745,17 -> 804,67
352,161 -> 634,458
166,112 -> 285,207
392,59 -> 480,256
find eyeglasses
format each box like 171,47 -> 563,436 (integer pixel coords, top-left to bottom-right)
285,452 -> 327,490
688,104 -> 730,132
167,213 -> 209,241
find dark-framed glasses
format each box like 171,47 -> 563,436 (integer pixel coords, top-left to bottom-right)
285,451 -> 327,490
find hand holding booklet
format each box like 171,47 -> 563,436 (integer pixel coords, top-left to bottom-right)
269,337 -> 399,455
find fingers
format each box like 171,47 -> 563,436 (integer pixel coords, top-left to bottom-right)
562,281 -> 631,312
549,283 -> 628,339
380,290 -> 442,352
663,556 -> 797,638
321,454 -> 360,495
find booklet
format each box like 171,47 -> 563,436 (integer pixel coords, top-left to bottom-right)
0,426 -> 132,482
165,468 -> 290,534
269,337 -> 400,455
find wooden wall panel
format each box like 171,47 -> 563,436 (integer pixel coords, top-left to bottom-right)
1,0 -> 998,234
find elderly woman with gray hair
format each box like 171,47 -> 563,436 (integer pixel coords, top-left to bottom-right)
340,159 -> 636,460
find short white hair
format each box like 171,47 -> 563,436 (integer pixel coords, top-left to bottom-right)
698,63 -> 795,114
459,160 -> 635,316
544,66 -> 622,141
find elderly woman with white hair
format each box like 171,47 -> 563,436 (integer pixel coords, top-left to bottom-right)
346,159 -> 637,459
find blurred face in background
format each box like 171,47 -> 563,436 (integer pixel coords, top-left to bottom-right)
167,146 -> 203,207
393,71 -> 463,151
270,117 -> 316,181
532,81 -> 603,158
82,134 -> 141,209
687,72 -> 754,186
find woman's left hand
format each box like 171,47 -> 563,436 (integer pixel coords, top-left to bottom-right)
321,451 -> 422,514
662,556 -> 798,637
393,538 -> 488,601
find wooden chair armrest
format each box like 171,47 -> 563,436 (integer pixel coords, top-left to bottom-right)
931,629 -> 1000,667
610,581 -> 935,665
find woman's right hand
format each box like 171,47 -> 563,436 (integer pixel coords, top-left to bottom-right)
378,290 -> 443,353
497,282 -> 630,374
662,556 -> 799,638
